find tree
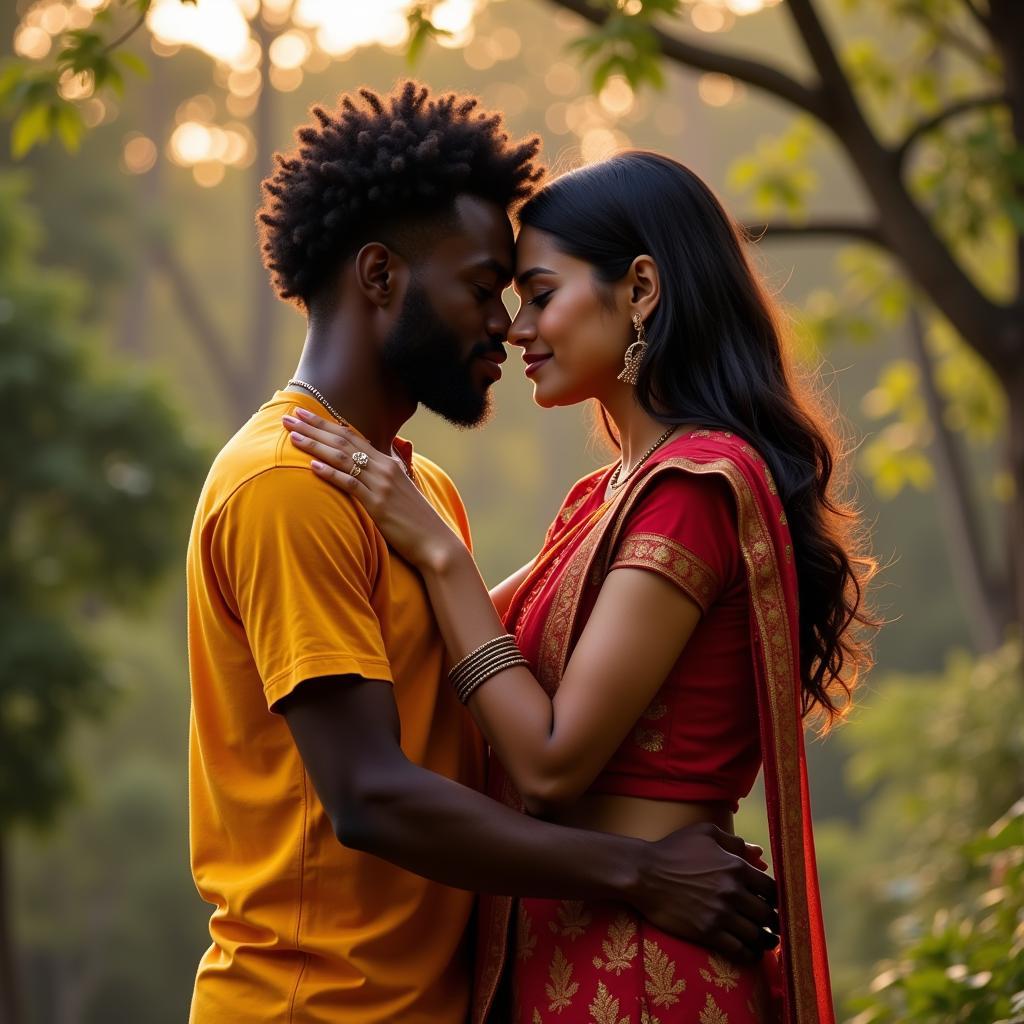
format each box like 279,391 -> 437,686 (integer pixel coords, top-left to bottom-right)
814,639 -> 1024,1016
0,174 -> 204,1023
521,0 -> 1024,652
5,0 -> 1021,650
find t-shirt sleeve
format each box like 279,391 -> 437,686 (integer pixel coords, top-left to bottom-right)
213,468 -> 393,709
608,471 -> 739,613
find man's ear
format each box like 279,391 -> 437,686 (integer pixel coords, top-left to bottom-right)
353,242 -> 407,308
627,254 -> 660,321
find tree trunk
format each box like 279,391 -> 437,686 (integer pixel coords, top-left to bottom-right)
116,57 -> 168,357
905,308 -> 1007,649
0,838 -> 22,1024
1007,363 -> 1024,642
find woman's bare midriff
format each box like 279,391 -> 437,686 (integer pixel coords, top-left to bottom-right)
553,792 -> 734,842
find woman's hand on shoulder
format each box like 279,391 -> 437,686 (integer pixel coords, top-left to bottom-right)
283,408 -> 464,571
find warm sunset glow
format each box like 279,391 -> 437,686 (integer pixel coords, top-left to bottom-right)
144,0 -> 484,67
148,0 -> 252,65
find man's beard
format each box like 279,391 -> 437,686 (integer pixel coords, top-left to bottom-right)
380,282 -> 502,428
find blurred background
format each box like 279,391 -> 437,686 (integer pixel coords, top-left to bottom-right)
1,0 -> 1022,1021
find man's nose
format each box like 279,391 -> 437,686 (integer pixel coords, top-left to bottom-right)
487,304 -> 512,339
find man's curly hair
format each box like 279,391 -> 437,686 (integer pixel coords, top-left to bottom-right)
257,80 -> 543,309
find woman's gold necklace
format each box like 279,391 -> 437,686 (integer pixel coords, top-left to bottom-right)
608,425 -> 677,490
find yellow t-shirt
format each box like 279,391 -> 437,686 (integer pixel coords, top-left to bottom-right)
187,390 -> 486,1024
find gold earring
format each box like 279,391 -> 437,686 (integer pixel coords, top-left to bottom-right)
617,313 -> 647,386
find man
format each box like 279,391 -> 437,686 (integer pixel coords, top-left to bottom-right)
187,81 -> 777,1024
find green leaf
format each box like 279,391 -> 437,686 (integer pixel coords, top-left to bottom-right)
0,63 -> 26,109
114,51 -> 150,80
54,103 -> 85,153
405,5 -> 454,67
11,102 -> 52,159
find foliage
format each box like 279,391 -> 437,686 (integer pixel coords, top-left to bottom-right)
809,640 -> 1024,1014
565,0 -> 678,92
0,173 -> 205,831
14,607 -> 208,1023
0,0 -> 194,157
847,799 -> 1024,1024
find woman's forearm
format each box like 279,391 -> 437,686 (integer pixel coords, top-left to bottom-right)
422,545 -> 560,796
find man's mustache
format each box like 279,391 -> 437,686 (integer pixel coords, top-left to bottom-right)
468,337 -> 506,361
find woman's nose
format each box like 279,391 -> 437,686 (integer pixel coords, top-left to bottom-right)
507,315 -> 537,348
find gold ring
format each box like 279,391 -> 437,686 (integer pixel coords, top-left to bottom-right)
350,450 -> 369,478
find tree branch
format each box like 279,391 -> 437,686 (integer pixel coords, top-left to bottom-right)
744,219 -> 886,245
784,0 -> 867,120
962,0 -> 993,35
918,17 -> 995,68
101,7 -> 149,56
544,0 -> 829,120
895,92 -> 1008,166
903,304 -> 1006,650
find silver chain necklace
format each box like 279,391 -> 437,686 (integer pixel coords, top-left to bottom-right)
286,377 -> 415,482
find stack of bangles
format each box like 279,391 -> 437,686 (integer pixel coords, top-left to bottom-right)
449,634 -> 529,705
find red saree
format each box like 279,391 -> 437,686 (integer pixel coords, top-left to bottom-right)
471,430 -> 834,1024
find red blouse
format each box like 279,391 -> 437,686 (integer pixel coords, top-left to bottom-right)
524,463 -> 761,809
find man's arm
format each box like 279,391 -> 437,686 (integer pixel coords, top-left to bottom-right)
279,675 -> 779,964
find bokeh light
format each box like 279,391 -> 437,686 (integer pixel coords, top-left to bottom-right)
149,0 -> 252,65
193,161 -> 226,188
598,76 -> 635,118
57,68 -> 94,100
122,133 -> 158,175
13,25 -> 51,59
269,65 -> 303,91
690,4 -> 733,32
545,62 -> 579,98
699,72 -> 744,107
269,30 -> 311,70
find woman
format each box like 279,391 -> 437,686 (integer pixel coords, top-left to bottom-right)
284,151 -> 875,1023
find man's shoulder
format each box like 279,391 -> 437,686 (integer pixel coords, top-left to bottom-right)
200,408 -> 364,528
410,451 -> 457,490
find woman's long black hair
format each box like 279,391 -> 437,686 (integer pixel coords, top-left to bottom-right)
519,151 -> 877,728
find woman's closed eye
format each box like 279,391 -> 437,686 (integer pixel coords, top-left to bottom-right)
528,290 -> 554,308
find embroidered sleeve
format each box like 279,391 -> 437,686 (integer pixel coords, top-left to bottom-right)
611,533 -> 720,612
608,471 -> 739,612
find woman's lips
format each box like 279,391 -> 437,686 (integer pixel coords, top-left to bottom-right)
523,354 -> 553,378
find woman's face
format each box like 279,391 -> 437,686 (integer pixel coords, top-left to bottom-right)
509,226 -> 633,409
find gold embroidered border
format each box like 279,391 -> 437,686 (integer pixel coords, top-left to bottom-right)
610,533 -> 720,612
642,456 -> 816,1023
535,449 -> 820,1024
535,502 -> 617,692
